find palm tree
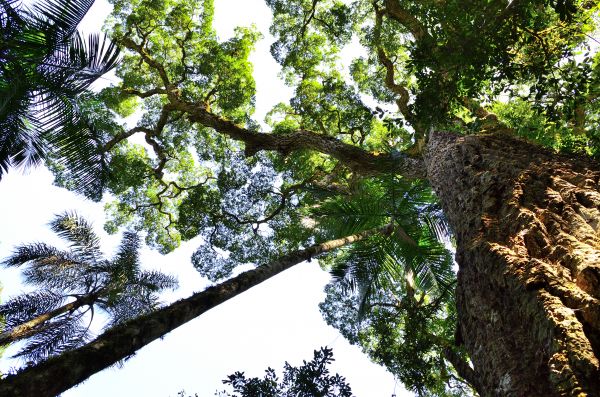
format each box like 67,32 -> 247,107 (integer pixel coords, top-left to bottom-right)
0,212 -> 178,363
0,0 -> 120,197
313,177 -> 478,395
312,176 -> 454,307
0,225 -> 391,397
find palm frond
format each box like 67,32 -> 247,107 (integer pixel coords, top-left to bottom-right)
312,192 -> 389,238
328,220 -> 455,315
135,270 -> 179,292
0,71 -> 45,173
49,212 -> 103,260
0,0 -> 119,185
0,290 -> 64,329
2,242 -> 68,267
12,313 -> 90,363
110,231 -> 141,279
21,262 -> 89,290
2,240 -> 94,289
103,292 -> 157,327
31,0 -> 94,39
61,32 -> 120,90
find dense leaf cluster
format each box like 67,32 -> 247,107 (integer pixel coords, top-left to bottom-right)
215,347 -> 353,397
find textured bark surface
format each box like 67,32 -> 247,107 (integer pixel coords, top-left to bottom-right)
425,131 -> 600,396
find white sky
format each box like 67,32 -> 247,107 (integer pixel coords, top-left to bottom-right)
0,0 -> 410,395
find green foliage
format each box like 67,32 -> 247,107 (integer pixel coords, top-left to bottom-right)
320,284 -> 470,397
90,0 -> 273,250
310,176 -> 465,395
0,212 -> 178,363
0,0 -> 120,197
28,0 -> 599,393
214,347 -> 353,397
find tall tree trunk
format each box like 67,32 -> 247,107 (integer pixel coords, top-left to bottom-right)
425,130 -> 600,396
0,226 -> 390,397
0,294 -> 98,346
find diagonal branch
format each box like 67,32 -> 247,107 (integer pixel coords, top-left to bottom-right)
170,98 -> 426,179
0,225 -> 394,397
373,5 -> 416,127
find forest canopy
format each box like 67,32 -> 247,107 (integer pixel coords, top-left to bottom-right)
0,0 -> 599,396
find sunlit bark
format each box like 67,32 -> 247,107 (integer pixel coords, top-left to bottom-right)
426,130 -> 600,396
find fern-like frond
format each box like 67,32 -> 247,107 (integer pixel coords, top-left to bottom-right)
311,189 -> 389,237
109,231 -> 141,283
135,270 -> 179,292
0,290 -> 64,329
2,242 -> 71,267
49,212 -> 102,260
12,313 -> 90,363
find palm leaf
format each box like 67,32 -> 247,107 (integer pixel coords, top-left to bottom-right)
0,290 -> 64,329
0,0 -> 119,186
135,270 -> 179,291
32,0 -> 94,39
49,212 -> 103,261
108,231 -> 141,283
311,190 -> 389,238
12,313 -> 90,363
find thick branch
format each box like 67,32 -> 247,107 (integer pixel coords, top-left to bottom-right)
102,126 -> 149,152
122,87 -> 166,98
373,6 -> 416,126
0,225 -> 392,397
172,99 -> 426,179
120,37 -> 172,88
382,0 -> 430,41
443,347 -> 485,396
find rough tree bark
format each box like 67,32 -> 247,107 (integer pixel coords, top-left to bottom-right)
425,130 -> 600,396
0,225 -> 392,397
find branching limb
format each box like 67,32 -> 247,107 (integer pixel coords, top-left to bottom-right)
373,5 -> 416,127
170,97 -> 426,179
121,88 -> 166,98
382,0 -> 430,41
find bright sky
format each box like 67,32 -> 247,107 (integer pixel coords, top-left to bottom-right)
0,0 -> 409,396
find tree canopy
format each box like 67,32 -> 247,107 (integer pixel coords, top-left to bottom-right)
0,0 -> 599,395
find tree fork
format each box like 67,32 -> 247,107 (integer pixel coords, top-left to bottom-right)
0,225 -> 392,397
425,130 -> 600,396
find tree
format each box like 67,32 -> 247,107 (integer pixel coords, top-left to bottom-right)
0,0 -> 120,198
0,226 -> 390,397
214,347 -> 353,397
1,0 -> 600,395
0,212 -> 178,363
313,176 -> 468,396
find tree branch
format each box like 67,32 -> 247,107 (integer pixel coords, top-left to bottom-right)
382,0 -> 430,41
170,98 -> 426,179
0,225 -> 393,397
373,5 -> 416,128
443,347 -> 485,396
